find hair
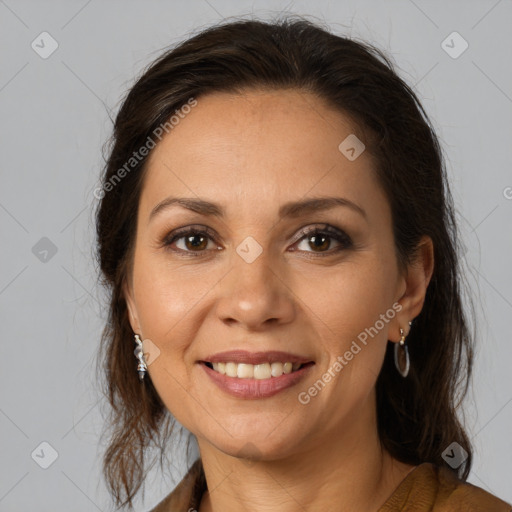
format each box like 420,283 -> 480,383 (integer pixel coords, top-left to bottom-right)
95,15 -> 475,510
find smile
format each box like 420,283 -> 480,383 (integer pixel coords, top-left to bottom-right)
204,361 -> 308,379
199,361 -> 315,399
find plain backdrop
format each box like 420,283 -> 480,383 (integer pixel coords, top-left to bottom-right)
0,1 -> 511,510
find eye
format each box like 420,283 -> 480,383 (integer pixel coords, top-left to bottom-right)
162,226 -> 220,256
292,224 -> 353,256
162,223 -> 352,257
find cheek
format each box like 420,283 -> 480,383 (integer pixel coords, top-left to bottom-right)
302,256 -> 394,331
130,253 -> 227,408
132,251 -> 216,339
304,256 -> 396,376
131,258 -> 204,428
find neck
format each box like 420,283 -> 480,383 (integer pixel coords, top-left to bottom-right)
196,392 -> 415,512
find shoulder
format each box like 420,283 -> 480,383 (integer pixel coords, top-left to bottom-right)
148,458 -> 205,512
379,462 -> 511,511
435,465 -> 512,512
149,458 -> 511,511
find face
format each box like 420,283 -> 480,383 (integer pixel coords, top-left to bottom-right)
124,88 -> 414,460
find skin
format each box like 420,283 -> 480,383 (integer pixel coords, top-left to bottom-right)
124,89 -> 434,512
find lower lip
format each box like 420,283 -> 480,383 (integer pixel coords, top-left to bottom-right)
199,362 -> 314,399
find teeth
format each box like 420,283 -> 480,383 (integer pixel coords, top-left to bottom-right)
211,361 -> 302,379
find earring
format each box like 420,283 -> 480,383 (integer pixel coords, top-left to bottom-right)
134,334 -> 147,381
394,321 -> 412,378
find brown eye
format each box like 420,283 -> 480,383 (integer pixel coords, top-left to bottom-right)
294,225 -> 352,255
182,233 -> 209,251
306,233 -> 331,252
163,226 -> 219,255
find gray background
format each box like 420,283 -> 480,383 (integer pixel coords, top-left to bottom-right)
1,0 -> 511,510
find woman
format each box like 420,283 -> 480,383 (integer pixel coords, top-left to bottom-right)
95,17 -> 511,511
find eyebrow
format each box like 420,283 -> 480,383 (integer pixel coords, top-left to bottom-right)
148,196 -> 367,224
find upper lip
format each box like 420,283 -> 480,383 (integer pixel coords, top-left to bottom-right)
199,350 -> 314,365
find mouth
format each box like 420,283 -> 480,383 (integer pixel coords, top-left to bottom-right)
199,358 -> 315,399
200,360 -> 315,379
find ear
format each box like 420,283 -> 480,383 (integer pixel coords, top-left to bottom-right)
391,235 -> 434,341
123,278 -> 141,335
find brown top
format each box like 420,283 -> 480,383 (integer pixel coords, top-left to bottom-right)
149,458 -> 511,512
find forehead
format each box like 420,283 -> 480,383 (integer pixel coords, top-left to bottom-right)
139,88 -> 387,224
148,88 -> 358,161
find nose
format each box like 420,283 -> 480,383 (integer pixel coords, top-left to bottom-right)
214,249 -> 296,331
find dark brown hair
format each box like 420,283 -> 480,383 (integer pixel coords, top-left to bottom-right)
95,15 -> 475,509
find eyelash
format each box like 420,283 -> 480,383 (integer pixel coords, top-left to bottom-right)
161,223 -> 353,258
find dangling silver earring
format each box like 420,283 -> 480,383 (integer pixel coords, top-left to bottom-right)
134,334 -> 147,381
394,322 -> 411,378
